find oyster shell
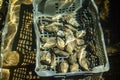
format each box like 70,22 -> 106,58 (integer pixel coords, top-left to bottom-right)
44,25 -> 58,32
53,48 -> 70,57
1,69 -> 10,80
44,22 -> 63,32
66,41 -> 76,53
67,18 -> 79,27
59,60 -> 69,73
65,25 -> 78,32
70,63 -> 79,72
65,32 -> 75,45
57,30 -> 65,37
3,51 -> 19,67
76,30 -> 86,38
56,37 -> 65,50
77,49 -> 90,71
50,53 -> 57,68
80,57 -> 90,71
40,51 -> 51,65
68,53 -> 77,65
42,37 -> 56,49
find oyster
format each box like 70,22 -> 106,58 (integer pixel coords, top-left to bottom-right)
77,47 -> 86,60
1,69 -> 10,80
77,49 -> 90,71
59,60 -> 69,73
75,38 -> 85,46
65,32 -> 75,45
50,53 -> 57,68
68,53 -> 77,65
41,37 -> 49,42
19,0 -> 32,5
39,65 -> 47,69
40,51 -> 51,65
53,48 -> 69,57
42,37 -> 56,49
52,15 -> 62,21
62,13 -> 74,21
56,37 -> 65,50
70,63 -> 79,72
75,45 -> 87,53
65,28 -> 74,35
66,41 -> 76,53
76,30 -> 86,38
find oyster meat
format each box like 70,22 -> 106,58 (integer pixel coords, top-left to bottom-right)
78,50 -> 90,71
42,37 -> 56,49
76,30 -> 86,38
66,41 -> 76,53
68,53 -> 77,65
3,51 -> 19,67
44,22 -> 63,32
80,57 -> 90,71
65,33 -> 75,45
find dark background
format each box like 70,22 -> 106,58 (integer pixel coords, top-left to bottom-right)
108,0 -> 120,44
103,0 -> 120,80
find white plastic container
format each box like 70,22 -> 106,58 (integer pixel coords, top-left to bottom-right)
33,0 -> 109,77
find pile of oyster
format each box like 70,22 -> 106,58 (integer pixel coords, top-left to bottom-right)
38,13 -> 93,73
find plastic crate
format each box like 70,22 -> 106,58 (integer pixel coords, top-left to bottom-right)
33,0 -> 109,77
0,0 -> 40,79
